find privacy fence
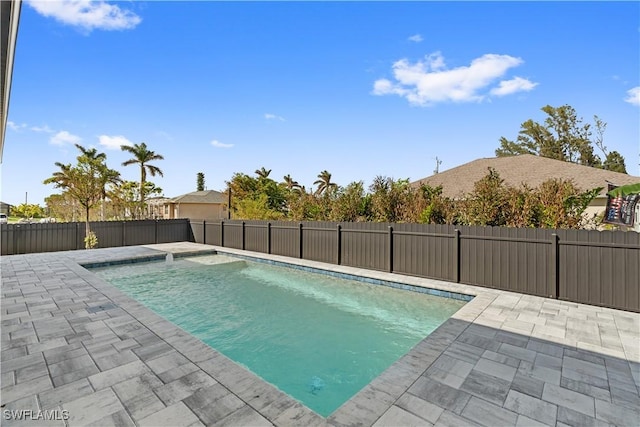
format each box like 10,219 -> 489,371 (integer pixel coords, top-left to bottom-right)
191,220 -> 640,312
0,219 -> 192,255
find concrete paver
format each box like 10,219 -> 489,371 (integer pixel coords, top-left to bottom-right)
1,243 -> 638,426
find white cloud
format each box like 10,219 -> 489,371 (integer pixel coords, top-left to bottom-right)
211,140 -> 233,148
624,86 -> 640,106
50,130 -> 82,146
490,76 -> 538,96
31,124 -> 54,133
7,121 -> 26,131
408,34 -> 423,43
26,0 -> 141,32
373,51 -> 537,106
98,134 -> 132,150
264,113 -> 285,122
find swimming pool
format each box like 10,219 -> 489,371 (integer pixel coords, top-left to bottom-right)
92,254 -> 467,417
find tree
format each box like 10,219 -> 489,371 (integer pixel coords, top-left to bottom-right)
255,167 -> 271,179
602,151 -> 627,174
45,193 -> 82,222
495,105 -> 627,171
282,174 -> 301,192
11,203 -> 45,219
108,180 -> 162,220
416,184 -> 454,224
314,170 -> 337,196
330,181 -> 370,222
226,172 -> 287,219
44,144 -> 108,246
463,168 -> 508,226
73,144 -> 121,220
121,142 -> 164,217
197,172 -> 205,191
369,176 -> 416,222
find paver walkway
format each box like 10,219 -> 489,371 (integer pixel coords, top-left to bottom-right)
1,243 -> 638,426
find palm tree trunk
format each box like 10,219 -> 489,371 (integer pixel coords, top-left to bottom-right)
140,166 -> 145,219
85,206 -> 91,244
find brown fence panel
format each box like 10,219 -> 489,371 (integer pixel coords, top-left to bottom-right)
270,221 -> 299,258
120,220 -> 155,246
245,221 -> 269,253
2,222 -> 81,254
459,226 -> 552,298
393,223 -> 455,281
341,222 -> 388,271
190,221 -> 205,244
158,219 -> 192,243
1,219 -> 192,255
302,221 -> 337,264
92,221 -> 124,248
221,221 -> 243,249
558,229 -> 640,312
204,221 -> 221,245
1,224 -> 11,254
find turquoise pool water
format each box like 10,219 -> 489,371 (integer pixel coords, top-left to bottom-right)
93,255 -> 466,416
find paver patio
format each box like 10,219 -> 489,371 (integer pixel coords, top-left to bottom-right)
1,242 -> 639,426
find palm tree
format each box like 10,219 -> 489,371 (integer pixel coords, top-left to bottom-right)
282,174 -> 302,192
98,168 -> 122,220
314,170 -> 337,196
121,142 -> 164,216
74,144 -> 120,220
255,167 -> 272,179
44,146 -> 104,244
75,144 -> 106,163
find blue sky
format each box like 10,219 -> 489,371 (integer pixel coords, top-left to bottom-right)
2,1 -> 639,206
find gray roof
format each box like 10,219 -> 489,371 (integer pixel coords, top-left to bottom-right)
412,154 -> 640,198
169,190 -> 226,204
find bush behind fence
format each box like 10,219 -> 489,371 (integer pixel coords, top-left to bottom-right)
191,219 -> 640,313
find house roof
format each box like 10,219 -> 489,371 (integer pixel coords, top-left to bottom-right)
169,190 -> 226,204
411,154 -> 640,198
1,0 -> 22,162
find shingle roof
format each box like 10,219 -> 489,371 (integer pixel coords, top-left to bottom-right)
411,154 -> 640,198
169,190 -> 226,204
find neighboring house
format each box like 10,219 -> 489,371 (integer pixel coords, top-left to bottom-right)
144,196 -> 171,219
0,201 -> 13,215
411,154 -> 640,225
163,190 -> 228,220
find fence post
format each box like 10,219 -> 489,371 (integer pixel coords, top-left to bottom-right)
388,226 -> 393,273
155,220 -> 159,244
76,222 -> 81,250
299,223 -> 303,259
242,221 -> 246,250
267,222 -> 272,254
336,224 -> 342,265
122,221 -> 126,247
12,224 -> 18,255
220,220 -> 224,247
551,233 -> 559,299
454,229 -> 461,283
202,220 -> 206,245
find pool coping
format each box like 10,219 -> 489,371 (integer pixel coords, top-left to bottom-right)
1,242 -> 638,427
